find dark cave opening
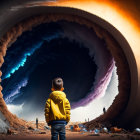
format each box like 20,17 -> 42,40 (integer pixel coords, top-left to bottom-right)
1,19 -> 118,121
1,37 -> 98,117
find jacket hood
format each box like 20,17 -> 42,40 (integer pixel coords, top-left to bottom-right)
49,91 -> 66,103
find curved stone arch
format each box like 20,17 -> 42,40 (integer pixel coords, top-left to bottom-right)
0,6 -> 138,128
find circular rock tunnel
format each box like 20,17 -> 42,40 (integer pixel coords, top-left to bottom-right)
0,6 -> 139,129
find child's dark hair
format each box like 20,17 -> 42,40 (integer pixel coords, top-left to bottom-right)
52,77 -> 63,90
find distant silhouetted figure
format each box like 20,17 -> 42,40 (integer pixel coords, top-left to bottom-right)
88,118 -> 89,122
103,107 -> 106,114
36,118 -> 38,129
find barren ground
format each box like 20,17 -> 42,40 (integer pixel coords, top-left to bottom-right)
0,121 -> 140,140
1,131 -> 140,140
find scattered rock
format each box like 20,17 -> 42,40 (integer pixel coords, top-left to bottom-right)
111,127 -> 122,133
73,125 -> 81,132
101,127 -> 108,133
81,128 -> 87,132
34,128 -> 40,132
7,129 -> 18,135
44,126 -> 50,130
94,128 -> 100,134
7,129 -> 12,135
28,126 -> 34,130
40,131 -> 46,134
133,128 -> 140,135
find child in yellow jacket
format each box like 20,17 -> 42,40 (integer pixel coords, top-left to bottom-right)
44,77 -> 71,140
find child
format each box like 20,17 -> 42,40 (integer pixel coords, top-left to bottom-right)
44,77 -> 71,140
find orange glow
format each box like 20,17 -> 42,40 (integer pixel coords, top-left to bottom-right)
27,0 -> 140,69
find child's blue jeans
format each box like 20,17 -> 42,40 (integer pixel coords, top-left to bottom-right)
51,124 -> 66,140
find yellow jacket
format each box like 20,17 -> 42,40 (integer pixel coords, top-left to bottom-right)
44,91 -> 71,124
